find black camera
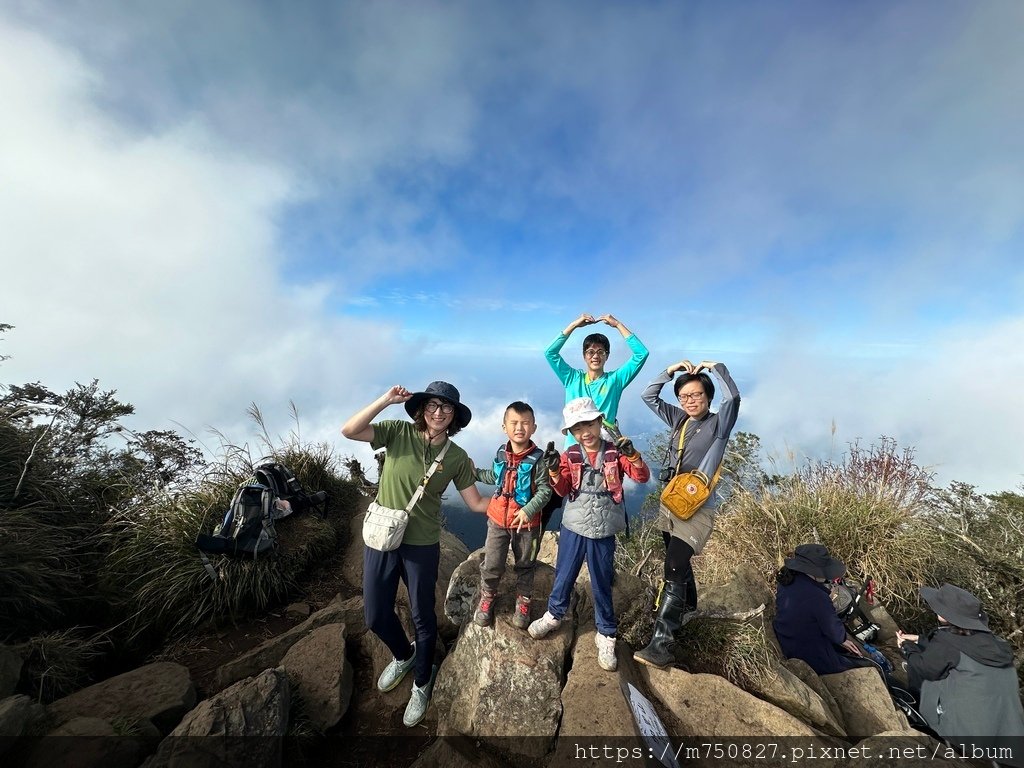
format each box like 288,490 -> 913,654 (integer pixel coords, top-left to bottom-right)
658,467 -> 674,483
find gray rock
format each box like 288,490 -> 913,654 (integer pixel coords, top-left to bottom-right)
47,662 -> 196,735
434,564 -> 567,759
747,657 -> 847,739
281,623 -> 353,732
409,735 -> 512,768
0,694 -> 47,758
284,602 -> 311,620
213,595 -> 363,692
637,666 -> 826,739
821,666 -> 906,741
20,716 -> 153,768
697,562 -> 774,618
782,657 -> 845,729
144,668 -> 290,768
855,729 -> 974,767
443,549 -> 486,626
554,629 -> 640,749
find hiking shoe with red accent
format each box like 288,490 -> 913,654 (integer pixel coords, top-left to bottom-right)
473,589 -> 496,627
512,595 -> 531,630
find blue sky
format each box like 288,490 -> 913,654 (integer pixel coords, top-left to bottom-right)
1,1 -> 1022,492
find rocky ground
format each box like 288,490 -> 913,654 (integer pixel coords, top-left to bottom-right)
0,494 -> 972,768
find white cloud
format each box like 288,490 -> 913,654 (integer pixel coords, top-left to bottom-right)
0,21 -> 401,447
743,316 -> 1024,493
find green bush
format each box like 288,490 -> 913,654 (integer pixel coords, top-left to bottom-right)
99,440 -> 356,648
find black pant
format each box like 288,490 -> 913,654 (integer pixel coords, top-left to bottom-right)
663,532 -> 697,606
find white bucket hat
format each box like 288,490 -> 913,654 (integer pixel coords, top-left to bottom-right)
560,397 -> 605,434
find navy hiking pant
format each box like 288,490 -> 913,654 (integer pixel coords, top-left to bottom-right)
547,527 -> 617,637
363,542 -> 439,688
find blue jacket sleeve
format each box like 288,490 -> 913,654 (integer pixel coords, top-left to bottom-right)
544,333 -> 577,388
612,333 -> 650,389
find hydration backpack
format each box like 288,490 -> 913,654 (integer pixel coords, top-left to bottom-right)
194,462 -> 327,573
831,577 -> 881,642
253,461 -> 328,518
196,482 -> 279,560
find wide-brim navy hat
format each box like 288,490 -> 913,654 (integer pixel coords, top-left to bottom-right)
404,381 -> 472,429
785,543 -> 847,581
920,583 -> 990,632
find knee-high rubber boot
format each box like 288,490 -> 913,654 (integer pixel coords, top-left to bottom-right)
634,580 -> 692,668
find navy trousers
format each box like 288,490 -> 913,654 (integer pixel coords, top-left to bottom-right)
363,542 -> 440,687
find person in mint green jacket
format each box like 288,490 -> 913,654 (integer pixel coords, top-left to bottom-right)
544,313 -> 649,446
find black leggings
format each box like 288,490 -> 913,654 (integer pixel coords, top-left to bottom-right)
663,532 -> 698,607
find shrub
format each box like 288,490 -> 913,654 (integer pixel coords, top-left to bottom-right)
99,441 -> 354,648
16,627 -> 109,703
698,438 -> 942,625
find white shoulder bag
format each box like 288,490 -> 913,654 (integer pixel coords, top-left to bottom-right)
362,440 -> 451,552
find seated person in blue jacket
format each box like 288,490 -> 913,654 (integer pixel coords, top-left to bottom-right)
772,543 -> 866,674
896,583 -> 1024,742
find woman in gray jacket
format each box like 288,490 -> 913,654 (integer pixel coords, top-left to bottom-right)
897,583 -> 1024,745
634,360 -> 740,668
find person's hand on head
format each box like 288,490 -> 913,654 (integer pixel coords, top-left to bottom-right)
574,313 -> 597,328
385,385 -> 413,404
695,360 -> 718,373
667,360 -> 694,375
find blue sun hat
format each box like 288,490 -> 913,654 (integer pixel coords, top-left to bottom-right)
404,381 -> 472,429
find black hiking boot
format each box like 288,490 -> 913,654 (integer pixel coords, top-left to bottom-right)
634,581 -> 693,668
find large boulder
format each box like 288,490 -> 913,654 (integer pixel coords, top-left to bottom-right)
443,549 -> 486,627
637,666 -> 825,739
821,666 -> 906,741
280,623 -> 353,732
748,663 -> 847,739
854,729 -> 973,768
144,667 -> 290,768
549,631 -> 647,767
0,694 -> 46,758
782,658 -> 845,730
409,735 -> 512,768
537,530 -> 559,567
434,564 -> 569,759
19,716 -> 159,768
47,662 -> 196,735
213,595 -> 363,692
558,630 -> 637,738
697,562 -> 774,619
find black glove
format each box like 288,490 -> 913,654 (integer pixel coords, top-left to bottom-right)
543,441 -> 561,472
615,435 -> 638,459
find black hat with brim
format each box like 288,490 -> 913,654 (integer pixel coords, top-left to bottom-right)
784,543 -> 847,581
920,583 -> 990,632
404,381 -> 472,429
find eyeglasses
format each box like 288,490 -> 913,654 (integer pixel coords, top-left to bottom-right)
424,401 -> 455,414
584,349 -> 608,358
678,392 -> 705,402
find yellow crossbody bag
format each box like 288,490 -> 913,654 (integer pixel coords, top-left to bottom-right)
660,421 -> 721,521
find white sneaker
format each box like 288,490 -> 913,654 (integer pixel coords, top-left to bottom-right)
595,633 -> 618,671
377,641 -> 416,692
403,664 -> 438,727
528,611 -> 562,639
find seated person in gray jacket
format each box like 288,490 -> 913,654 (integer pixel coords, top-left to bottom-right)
897,583 -> 1024,743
